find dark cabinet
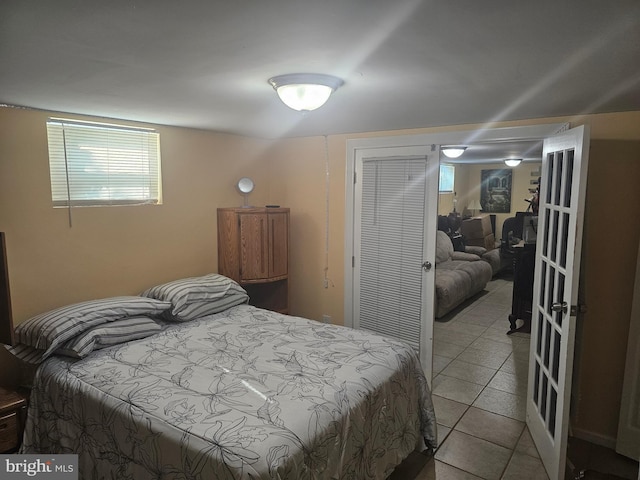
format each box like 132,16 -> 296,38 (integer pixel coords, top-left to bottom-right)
508,242 -> 536,334
0,387 -> 28,453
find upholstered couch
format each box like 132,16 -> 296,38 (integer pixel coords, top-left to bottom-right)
467,244 -> 502,276
435,230 -> 493,318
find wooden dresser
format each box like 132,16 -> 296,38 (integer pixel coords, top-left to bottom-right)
217,207 -> 289,314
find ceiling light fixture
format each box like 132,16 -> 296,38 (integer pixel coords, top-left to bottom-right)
268,73 -> 344,112
441,146 -> 467,159
504,158 -> 523,167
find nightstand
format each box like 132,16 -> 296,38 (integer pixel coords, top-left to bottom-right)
0,387 -> 28,453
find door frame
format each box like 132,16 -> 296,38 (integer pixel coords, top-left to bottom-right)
344,122 -> 570,377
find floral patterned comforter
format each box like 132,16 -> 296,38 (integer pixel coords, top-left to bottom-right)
21,305 -> 437,479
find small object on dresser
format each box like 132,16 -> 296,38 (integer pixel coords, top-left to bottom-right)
0,387 -> 28,453
265,205 -> 280,208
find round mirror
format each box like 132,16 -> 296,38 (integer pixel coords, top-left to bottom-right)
237,177 -> 254,194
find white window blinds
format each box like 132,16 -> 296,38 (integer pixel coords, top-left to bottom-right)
358,157 -> 427,351
46,119 -> 162,207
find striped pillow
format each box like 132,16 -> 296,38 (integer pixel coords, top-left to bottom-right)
140,273 -> 249,321
55,316 -> 162,358
11,296 -> 171,363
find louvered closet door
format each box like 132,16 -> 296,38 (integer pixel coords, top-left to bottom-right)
356,156 -> 428,352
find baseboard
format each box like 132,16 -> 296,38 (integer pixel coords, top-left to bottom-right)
571,427 -> 617,450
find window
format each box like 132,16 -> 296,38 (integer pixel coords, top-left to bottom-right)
46,118 -> 162,207
439,164 -> 455,193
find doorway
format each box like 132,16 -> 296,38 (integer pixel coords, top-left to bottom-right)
432,143 -> 543,476
430,127 -> 592,480
345,122 -> 568,372
345,122 -> 577,479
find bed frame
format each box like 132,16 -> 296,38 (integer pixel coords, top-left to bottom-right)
0,232 -> 14,346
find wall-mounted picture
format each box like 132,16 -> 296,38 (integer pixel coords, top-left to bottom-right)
481,169 -> 512,213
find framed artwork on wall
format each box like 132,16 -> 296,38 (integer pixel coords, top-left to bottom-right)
480,169 -> 512,213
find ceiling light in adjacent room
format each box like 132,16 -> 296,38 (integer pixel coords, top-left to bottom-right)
504,158 -> 522,167
441,146 -> 467,159
268,74 -> 344,111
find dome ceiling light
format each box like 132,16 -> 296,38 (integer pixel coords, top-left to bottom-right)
441,146 -> 467,159
504,158 -> 523,167
268,73 -> 344,112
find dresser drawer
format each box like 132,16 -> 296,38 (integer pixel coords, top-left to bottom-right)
0,412 -> 19,453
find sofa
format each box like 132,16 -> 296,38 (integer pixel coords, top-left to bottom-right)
435,230 -> 493,318
467,244 -> 502,276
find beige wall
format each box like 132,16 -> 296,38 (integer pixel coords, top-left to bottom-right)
268,137 -> 328,320
573,139 -> 640,443
1,105 -> 639,444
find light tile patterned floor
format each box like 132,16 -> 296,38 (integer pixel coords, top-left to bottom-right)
420,276 -> 549,480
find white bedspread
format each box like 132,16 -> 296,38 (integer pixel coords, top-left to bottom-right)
22,305 -> 437,479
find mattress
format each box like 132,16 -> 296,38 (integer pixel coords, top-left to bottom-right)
21,304 -> 437,479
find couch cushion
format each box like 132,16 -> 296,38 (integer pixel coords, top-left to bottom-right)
435,259 -> 492,318
435,269 -> 473,318
465,245 -> 487,256
451,251 -> 481,262
435,230 -> 454,264
481,248 -> 502,276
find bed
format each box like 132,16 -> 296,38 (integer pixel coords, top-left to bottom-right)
10,274 -> 437,479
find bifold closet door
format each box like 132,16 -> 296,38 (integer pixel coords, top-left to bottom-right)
355,156 -> 428,352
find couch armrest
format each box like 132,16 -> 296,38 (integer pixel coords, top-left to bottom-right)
452,252 -> 481,262
465,245 -> 487,256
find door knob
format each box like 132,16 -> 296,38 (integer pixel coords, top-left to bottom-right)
422,261 -> 432,271
551,302 -> 568,314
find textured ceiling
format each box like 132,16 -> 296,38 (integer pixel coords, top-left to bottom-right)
1,0 -> 639,143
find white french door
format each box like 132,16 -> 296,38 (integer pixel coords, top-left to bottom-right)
352,146 -> 438,378
527,125 -> 591,480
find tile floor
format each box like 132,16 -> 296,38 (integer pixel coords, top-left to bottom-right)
390,275 -> 638,480
421,276 -> 548,480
